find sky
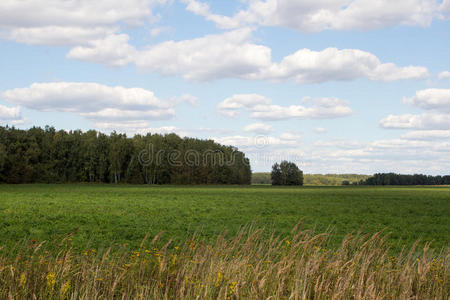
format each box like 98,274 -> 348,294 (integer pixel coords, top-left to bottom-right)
1,0 -> 450,174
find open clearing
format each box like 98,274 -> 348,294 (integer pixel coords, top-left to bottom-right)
0,184 -> 449,253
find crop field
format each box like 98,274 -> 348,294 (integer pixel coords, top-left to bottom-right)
0,184 -> 449,299
0,184 -> 449,252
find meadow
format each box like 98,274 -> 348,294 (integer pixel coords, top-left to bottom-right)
0,184 -> 449,299
0,184 -> 449,253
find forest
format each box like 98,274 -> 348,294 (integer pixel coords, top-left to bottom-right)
361,173 -> 450,185
0,126 -> 251,184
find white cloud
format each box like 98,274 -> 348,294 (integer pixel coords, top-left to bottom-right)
2,82 -> 175,123
94,122 -> 233,137
80,108 -> 174,121
370,138 -> 430,149
279,132 -> 301,140
379,112 -> 450,129
380,89 -> 450,130
183,0 -> 440,32
7,26 -> 117,46
438,71 -> 450,79
251,47 -> 429,83
218,94 -> 353,121
134,31 -> 428,83
243,122 -> 273,134
0,0 -> 162,28
169,94 -> 200,106
0,1 -> 431,84
135,28 -> 272,81
218,94 -> 271,118
149,26 -> 172,37
314,139 -> 363,149
0,104 -> 21,120
0,0 -> 166,46
402,130 -> 450,140
314,127 -> 327,134
441,0 -> 450,14
213,134 -> 299,149
403,88 -> 450,112
0,104 -> 26,125
67,34 -> 137,67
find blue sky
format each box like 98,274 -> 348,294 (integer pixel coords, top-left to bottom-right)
1,0 -> 450,174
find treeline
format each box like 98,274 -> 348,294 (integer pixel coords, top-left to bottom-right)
252,173 -> 369,186
361,173 -> 450,186
0,126 -> 251,184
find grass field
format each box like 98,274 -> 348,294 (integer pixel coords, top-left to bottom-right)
0,184 -> 449,253
1,184 -> 449,299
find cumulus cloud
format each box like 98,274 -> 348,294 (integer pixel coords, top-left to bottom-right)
441,0 -> 450,14
2,82 -> 175,124
133,30 -> 428,83
403,88 -> 450,111
279,132 -> 301,140
7,26 -> 117,46
218,94 -> 353,121
134,28 -> 272,81
0,104 -> 26,125
0,1 -> 431,84
380,89 -> 450,131
213,135 -> 299,149
0,0 -> 162,28
218,94 -> 272,118
67,34 -> 137,67
95,122 -> 233,137
243,122 -> 273,134
183,0 -> 440,32
314,127 -> 327,134
438,71 -> 450,79
149,26 -> 172,37
380,112 -> 450,129
169,94 -> 200,106
402,130 -> 450,140
0,0 -> 166,45
251,47 -> 429,83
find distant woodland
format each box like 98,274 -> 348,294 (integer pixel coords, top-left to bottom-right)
253,172 -> 450,186
0,126 -> 251,184
252,173 -> 369,186
361,173 -> 450,186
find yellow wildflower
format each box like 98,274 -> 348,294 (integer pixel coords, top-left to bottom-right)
46,272 -> 56,291
61,280 -> 70,296
19,272 -> 26,289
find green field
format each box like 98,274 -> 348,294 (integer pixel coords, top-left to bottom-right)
0,184 -> 449,253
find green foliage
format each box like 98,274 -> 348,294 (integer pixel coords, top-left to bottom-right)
0,126 -> 251,185
252,173 -> 370,185
252,172 -> 271,184
271,161 -> 303,186
363,173 -> 450,185
0,184 -> 448,253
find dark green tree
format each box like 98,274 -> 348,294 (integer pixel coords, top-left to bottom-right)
271,163 -> 282,185
271,161 -> 303,186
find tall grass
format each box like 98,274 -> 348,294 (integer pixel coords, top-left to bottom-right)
0,225 -> 448,299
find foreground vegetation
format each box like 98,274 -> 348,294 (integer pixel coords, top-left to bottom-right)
0,226 -> 448,299
0,185 -> 449,254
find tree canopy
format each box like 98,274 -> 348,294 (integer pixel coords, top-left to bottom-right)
0,126 -> 251,185
271,161 -> 303,186
361,173 -> 450,186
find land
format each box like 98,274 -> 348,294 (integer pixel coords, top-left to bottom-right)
0,184 -> 449,298
0,184 -> 448,253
